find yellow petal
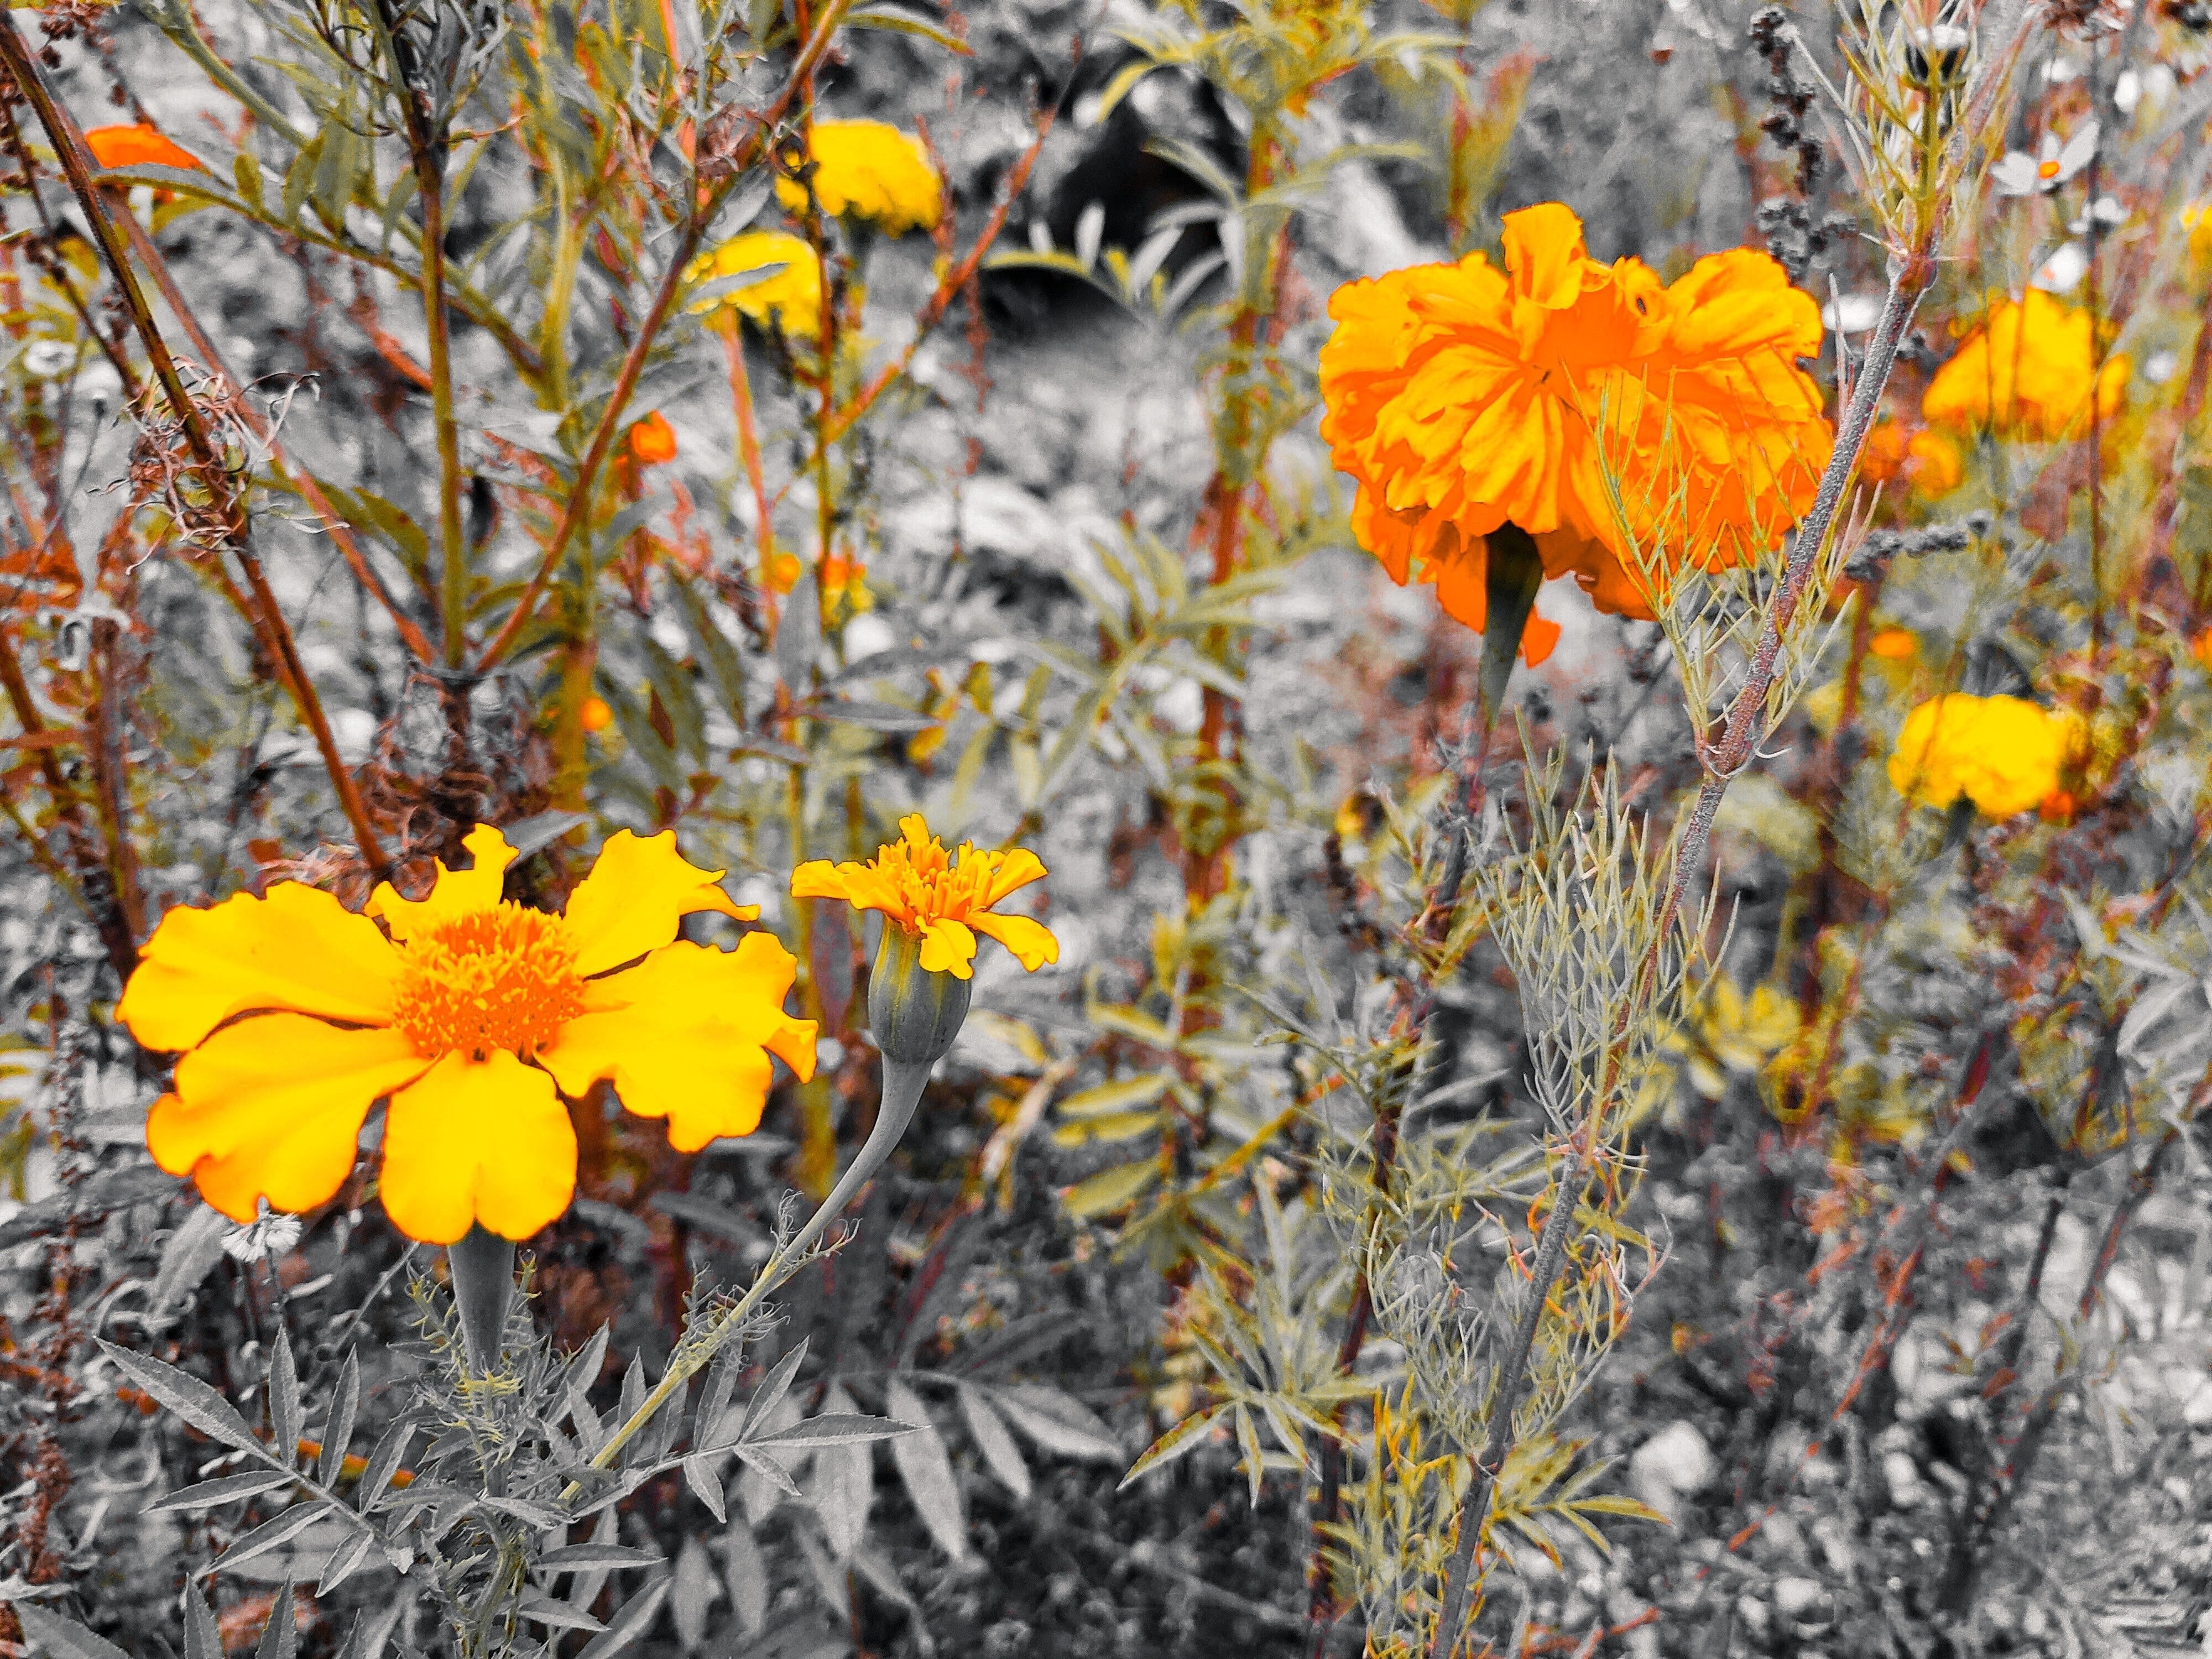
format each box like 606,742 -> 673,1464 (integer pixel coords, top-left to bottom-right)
540,937 -> 817,1152
791,860 -> 853,900
367,824 -> 518,941
917,916 -> 977,978
971,911 -> 1060,972
563,829 -> 756,977
982,847 -> 1047,907
118,884 -> 403,1053
149,1016 -> 430,1222
379,1051 -> 575,1244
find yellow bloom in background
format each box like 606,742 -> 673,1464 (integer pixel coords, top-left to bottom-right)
1922,290 -> 2130,444
776,120 -> 943,236
120,825 -> 817,1244
794,813 -> 1058,979
685,229 -> 823,340
1887,693 -> 2088,818
1665,978 -> 1803,1102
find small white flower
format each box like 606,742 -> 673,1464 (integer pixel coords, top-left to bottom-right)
1822,293 -> 1885,336
2145,351 -> 2179,385
2067,195 -> 2128,235
1991,122 -> 2099,197
19,341 -> 77,379
222,1208 -> 303,1262
2031,242 -> 2089,294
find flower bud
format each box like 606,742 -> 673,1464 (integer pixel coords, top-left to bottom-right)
869,923 -> 971,1066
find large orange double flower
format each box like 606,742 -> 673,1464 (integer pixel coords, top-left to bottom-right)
1319,203 -> 1833,647
120,826 -> 817,1244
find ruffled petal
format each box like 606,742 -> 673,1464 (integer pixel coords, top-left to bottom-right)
1501,202 -> 1590,310
917,916 -> 978,977
983,848 -> 1048,907
539,937 -> 818,1152
563,829 -> 758,977
379,1051 -> 575,1244
149,1016 -> 430,1222
118,884 -> 404,1053
969,911 -> 1060,972
367,824 -> 518,940
790,859 -> 853,901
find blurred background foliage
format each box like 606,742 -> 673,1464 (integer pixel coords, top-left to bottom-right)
2,0 -> 2212,1655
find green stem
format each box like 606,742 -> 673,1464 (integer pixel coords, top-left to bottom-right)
560,1052 -> 934,1498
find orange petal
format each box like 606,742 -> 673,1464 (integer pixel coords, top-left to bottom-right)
379,1051 -> 575,1244
84,123 -> 202,174
1520,609 -> 1562,667
969,911 -> 1060,972
917,916 -> 978,978
540,936 -> 817,1152
367,824 -> 517,940
150,1016 -> 429,1223
1501,202 -> 1591,310
562,828 -> 755,977
982,847 -> 1047,907
118,884 -> 403,1053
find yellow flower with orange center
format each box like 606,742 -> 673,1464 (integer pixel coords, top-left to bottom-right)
1317,201 -> 1832,647
685,229 -> 823,340
793,814 -> 1058,980
776,120 -> 943,236
119,825 -> 817,1244
1922,290 -> 2130,444
1887,693 -> 2089,819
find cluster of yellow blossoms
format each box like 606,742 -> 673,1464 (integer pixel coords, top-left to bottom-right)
1887,693 -> 2088,820
1318,202 -> 1833,656
124,815 -> 1053,1245
687,120 -> 941,341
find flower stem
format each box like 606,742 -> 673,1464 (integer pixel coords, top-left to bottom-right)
561,1052 -> 933,1496
446,1226 -> 517,1379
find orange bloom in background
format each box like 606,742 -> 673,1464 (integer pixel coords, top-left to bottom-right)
580,696 -> 614,732
1866,627 -> 1917,660
794,813 -> 1058,980
84,123 -> 202,173
1318,201 -> 1832,645
120,826 -> 816,1244
1859,422 -> 1962,497
626,411 -> 677,466
1922,290 -> 2130,444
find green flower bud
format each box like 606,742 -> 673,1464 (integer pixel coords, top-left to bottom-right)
869,922 -> 972,1066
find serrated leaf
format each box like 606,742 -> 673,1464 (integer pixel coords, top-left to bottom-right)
1120,1405 -> 1224,1487
885,1378 -> 967,1562
98,1340 -> 260,1455
990,1385 -> 1121,1463
955,1383 -> 1030,1500
574,1575 -> 670,1659
670,1538 -> 719,1652
1055,1073 -> 1173,1120
16,1605 -> 131,1659
150,1204 -> 230,1312
357,1421 -> 413,1510
751,1413 -> 920,1450
319,1527 -> 379,1594
319,1350 -> 359,1488
202,1504 -> 326,1579
681,1455 -> 727,1524
515,1597 -> 605,1634
182,1586 -> 220,1659
149,1469 -> 300,1512
737,1339 -> 808,1442
538,1543 -> 663,1573
254,1581 -> 298,1659
1051,1108 -> 1161,1148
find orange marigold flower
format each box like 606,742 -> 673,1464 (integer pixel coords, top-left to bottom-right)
580,696 -> 614,732
1866,627 -> 1917,659
118,826 -> 816,1244
83,123 -> 202,173
776,120 -> 942,236
626,411 -> 677,465
1318,201 -> 1832,640
1887,693 -> 2088,819
1922,290 -> 2130,444
1860,421 -> 1961,497
1859,419 -> 1913,486
793,813 -> 1058,980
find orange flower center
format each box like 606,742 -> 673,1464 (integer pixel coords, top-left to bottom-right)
2039,159 -> 2061,180
390,904 -> 587,1060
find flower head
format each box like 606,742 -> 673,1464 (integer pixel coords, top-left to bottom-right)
792,814 -> 1057,982
1318,202 -> 1831,643
1859,419 -> 1963,497
1922,290 -> 2130,443
1990,121 -> 2098,196
626,411 -> 677,466
685,229 -> 823,340
84,123 -> 202,173
119,825 -> 817,1244
776,120 -> 942,236
1887,693 -> 2088,818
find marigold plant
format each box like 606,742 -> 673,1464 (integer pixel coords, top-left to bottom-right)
1887,692 -> 2088,819
1921,289 -> 2131,443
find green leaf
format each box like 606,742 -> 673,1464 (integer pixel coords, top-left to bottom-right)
268,1331 -> 301,1460
1119,1405 -> 1224,1488
749,1412 -> 920,1449
1051,1109 -> 1161,1149
954,1383 -> 1030,1500
885,1378 -> 967,1561
989,1384 -> 1122,1463
1061,1159 -> 1159,1219
16,1606 -> 131,1659
203,1504 -> 326,1578
98,1339 -> 260,1455
846,3 -> 972,53
149,1470 -> 300,1512
1055,1073 -> 1172,1120
538,1543 -> 662,1574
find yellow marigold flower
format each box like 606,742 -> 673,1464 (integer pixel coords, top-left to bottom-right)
685,229 -> 823,340
119,825 -> 817,1244
1922,290 -> 2130,444
1317,201 -> 1832,642
776,120 -> 943,236
1887,693 -> 2088,818
1667,978 -> 1802,1102
793,813 -> 1057,982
